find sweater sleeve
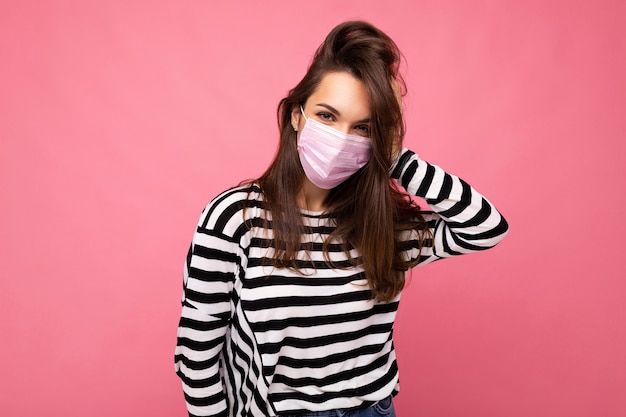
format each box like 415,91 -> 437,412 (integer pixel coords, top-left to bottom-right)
390,148 -> 509,266
174,197 -> 240,417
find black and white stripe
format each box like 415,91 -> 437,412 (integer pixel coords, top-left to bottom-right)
175,149 -> 508,416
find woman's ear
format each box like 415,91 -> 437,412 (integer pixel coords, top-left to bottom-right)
291,105 -> 301,132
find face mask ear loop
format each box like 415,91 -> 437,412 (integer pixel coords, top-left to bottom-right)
296,106 -> 308,144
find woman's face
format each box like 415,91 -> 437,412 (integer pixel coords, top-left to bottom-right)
292,71 -> 371,138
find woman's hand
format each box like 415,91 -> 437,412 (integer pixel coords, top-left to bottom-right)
391,77 -> 404,162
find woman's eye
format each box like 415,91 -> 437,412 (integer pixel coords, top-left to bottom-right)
355,125 -> 370,136
317,112 -> 334,121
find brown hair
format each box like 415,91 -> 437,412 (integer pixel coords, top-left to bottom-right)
255,21 -> 430,302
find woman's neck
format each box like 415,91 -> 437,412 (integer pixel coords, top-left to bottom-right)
297,179 -> 330,212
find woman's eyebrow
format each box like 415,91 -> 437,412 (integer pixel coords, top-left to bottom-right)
316,103 -> 370,123
316,103 -> 341,115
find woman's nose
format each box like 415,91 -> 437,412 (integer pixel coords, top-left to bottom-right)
337,124 -> 352,134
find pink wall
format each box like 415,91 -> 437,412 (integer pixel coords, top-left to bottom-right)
1,1 -> 625,416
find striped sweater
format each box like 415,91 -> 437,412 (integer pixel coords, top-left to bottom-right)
175,149 -> 509,417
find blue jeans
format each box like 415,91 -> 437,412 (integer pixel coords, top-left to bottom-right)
278,396 -> 396,417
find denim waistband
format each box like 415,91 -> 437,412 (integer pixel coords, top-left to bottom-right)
277,395 -> 390,417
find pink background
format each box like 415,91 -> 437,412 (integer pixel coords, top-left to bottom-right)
1,1 -> 625,416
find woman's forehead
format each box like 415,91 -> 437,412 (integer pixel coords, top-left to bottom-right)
307,72 -> 370,119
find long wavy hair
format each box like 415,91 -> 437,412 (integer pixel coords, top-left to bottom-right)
255,21 -> 430,302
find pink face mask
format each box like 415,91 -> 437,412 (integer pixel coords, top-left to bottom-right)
297,107 -> 371,189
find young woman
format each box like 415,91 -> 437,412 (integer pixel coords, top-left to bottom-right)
175,21 -> 508,417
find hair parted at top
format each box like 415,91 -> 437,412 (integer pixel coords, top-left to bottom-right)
254,21 -> 430,303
